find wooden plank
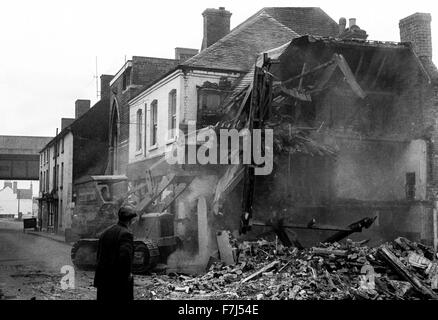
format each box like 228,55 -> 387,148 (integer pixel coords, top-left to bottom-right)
282,59 -> 336,86
334,54 -> 367,99
231,84 -> 252,127
354,52 -> 364,77
371,55 -> 387,88
312,247 -> 348,257
216,230 -> 235,265
241,260 -> 280,283
135,173 -> 176,212
378,245 -> 438,300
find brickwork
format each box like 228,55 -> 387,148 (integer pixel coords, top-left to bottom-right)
201,7 -> 231,50
109,56 -> 179,175
400,13 -> 432,59
74,99 -> 90,119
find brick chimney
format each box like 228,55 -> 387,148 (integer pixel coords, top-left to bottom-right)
339,17 -> 346,35
175,47 -> 199,62
75,99 -> 90,119
100,74 -> 113,100
400,13 -> 432,59
61,118 -> 75,130
201,7 -> 232,51
13,181 -> 17,194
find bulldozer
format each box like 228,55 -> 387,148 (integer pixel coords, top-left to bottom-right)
69,170 -> 192,274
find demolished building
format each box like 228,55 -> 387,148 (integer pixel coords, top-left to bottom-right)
120,9 -> 438,274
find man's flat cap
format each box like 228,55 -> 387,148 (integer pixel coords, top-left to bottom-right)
118,205 -> 137,220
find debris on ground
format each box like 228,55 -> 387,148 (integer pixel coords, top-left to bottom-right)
135,237 -> 438,300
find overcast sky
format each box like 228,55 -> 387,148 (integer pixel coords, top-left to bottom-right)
0,0 -> 437,137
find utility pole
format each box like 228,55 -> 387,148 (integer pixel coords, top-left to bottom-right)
94,56 -> 100,100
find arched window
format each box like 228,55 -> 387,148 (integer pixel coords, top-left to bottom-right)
110,99 -> 119,172
136,108 -> 143,151
150,100 -> 158,146
168,89 -> 177,138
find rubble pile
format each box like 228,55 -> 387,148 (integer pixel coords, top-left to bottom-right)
138,237 -> 438,300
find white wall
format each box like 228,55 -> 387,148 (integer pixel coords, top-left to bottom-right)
0,186 -> 33,217
38,132 -> 74,231
129,69 -> 240,164
58,132 -> 74,230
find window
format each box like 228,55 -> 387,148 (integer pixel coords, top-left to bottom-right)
61,138 -> 64,153
150,100 -> 158,146
53,166 -> 56,190
144,103 -> 148,151
168,90 -> 177,138
45,169 -> 49,191
136,109 -> 143,151
122,66 -> 132,90
61,163 -> 64,187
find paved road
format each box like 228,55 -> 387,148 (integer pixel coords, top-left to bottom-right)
0,219 -> 96,300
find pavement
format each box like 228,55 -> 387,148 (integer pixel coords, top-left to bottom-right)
0,218 -> 70,244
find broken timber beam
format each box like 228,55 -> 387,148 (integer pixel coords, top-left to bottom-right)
282,59 -> 336,85
241,260 -> 280,283
312,247 -> 348,257
378,245 -> 438,300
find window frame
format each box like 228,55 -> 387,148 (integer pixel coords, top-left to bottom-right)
150,100 -> 158,148
136,108 -> 143,152
168,89 -> 177,139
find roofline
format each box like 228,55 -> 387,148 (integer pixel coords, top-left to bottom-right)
128,64 -> 244,105
109,60 -> 133,87
40,98 -> 109,152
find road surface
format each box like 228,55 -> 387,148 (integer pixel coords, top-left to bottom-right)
0,219 -> 96,300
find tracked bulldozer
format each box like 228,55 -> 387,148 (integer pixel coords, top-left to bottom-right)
69,170 -> 192,274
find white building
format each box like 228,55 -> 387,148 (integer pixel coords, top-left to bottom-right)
0,181 -> 33,218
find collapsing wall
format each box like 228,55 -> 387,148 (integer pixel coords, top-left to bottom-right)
210,36 -> 437,250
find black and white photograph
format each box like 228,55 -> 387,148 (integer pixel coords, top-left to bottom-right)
1,0 -> 438,310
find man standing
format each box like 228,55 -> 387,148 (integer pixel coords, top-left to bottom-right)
94,205 -> 137,301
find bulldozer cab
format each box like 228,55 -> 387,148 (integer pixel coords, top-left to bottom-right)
70,175 -> 129,239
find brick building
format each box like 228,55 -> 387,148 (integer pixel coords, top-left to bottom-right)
38,75 -> 113,236
108,54 -> 198,176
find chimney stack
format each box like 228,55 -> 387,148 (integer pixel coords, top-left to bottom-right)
13,181 -> 17,194
399,12 -> 432,59
61,118 -> 75,130
75,99 -> 90,119
100,74 -> 113,100
201,7 -> 232,51
175,47 -> 199,62
349,18 -> 357,28
339,17 -> 346,35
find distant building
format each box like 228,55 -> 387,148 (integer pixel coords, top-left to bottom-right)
0,181 -> 33,218
38,75 -> 113,235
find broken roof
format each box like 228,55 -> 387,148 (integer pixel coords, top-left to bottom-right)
182,7 -> 339,72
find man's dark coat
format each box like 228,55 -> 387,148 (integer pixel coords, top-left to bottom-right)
94,221 -> 134,301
